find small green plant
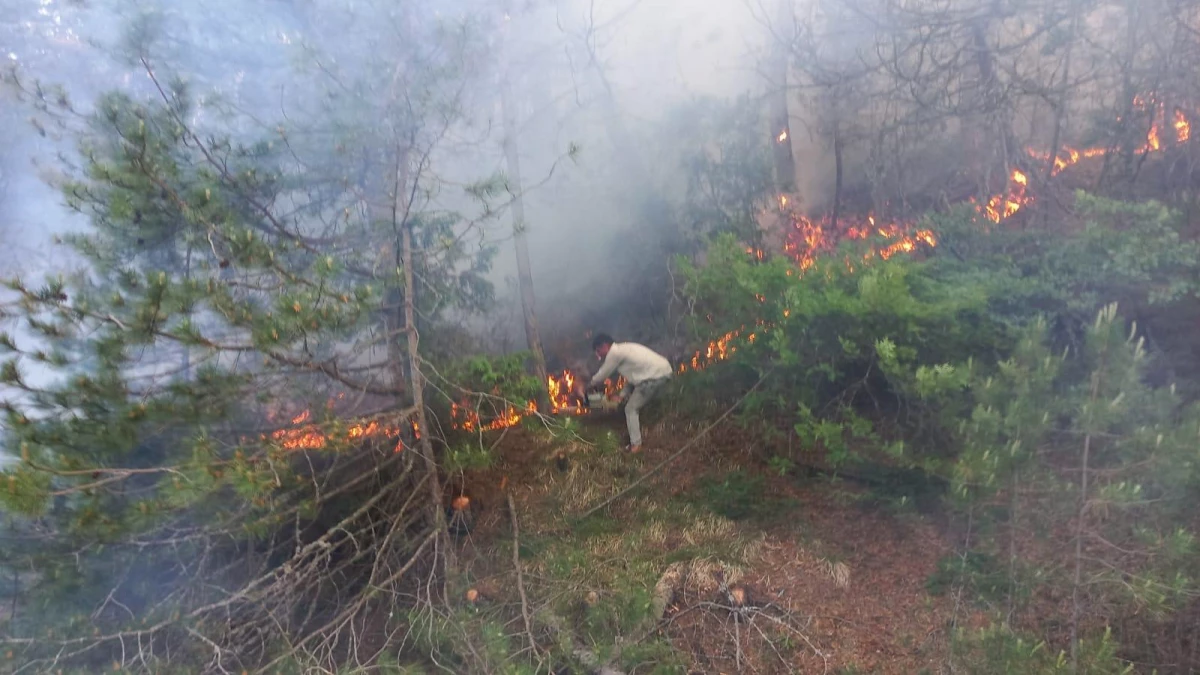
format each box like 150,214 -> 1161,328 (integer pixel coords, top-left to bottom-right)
794,403 -> 876,468
400,608 -> 538,675
694,469 -> 790,521
927,551 -> 1010,605
767,455 -> 796,476
582,585 -> 656,642
595,429 -> 621,455
616,641 -> 687,674
444,352 -> 544,409
444,442 -> 496,473
951,624 -> 1133,675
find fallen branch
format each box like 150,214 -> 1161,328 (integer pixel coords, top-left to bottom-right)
734,609 -> 743,671
577,369 -> 772,520
507,493 -> 542,665
696,600 -> 829,675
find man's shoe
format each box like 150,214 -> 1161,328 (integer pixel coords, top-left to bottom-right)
625,443 -> 642,454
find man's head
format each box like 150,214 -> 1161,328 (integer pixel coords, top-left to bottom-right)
592,333 -> 614,360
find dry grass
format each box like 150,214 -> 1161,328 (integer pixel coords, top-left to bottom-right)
448,418 -> 952,674
820,558 -> 852,590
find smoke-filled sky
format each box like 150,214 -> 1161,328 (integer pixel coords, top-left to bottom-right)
1,0 -> 770,300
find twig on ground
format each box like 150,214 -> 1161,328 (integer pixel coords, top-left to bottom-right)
734,611 -> 743,671
507,493 -> 543,666
694,600 -> 829,675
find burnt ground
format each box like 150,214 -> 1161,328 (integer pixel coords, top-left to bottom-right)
447,409 -> 969,674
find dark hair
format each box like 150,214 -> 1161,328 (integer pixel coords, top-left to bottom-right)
591,333 -> 614,351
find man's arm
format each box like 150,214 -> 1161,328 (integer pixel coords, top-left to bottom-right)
589,349 -> 621,387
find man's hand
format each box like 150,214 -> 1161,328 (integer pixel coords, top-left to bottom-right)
614,389 -> 631,410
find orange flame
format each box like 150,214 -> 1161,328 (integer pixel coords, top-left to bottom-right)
1174,109 -> 1190,143
287,99 -> 1195,442
267,412 -> 410,453
781,95 -> 1193,266
1027,97 -> 1191,176
678,326 -> 742,373
685,96 -> 1194,384
547,369 -> 588,415
971,169 -> 1031,223
449,371 -> 627,431
778,211 -> 939,271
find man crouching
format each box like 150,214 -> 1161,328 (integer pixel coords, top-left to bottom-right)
587,333 -> 674,454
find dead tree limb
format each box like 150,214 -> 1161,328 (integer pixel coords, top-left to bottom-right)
507,493 -> 542,664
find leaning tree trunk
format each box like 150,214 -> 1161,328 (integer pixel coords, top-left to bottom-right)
363,144 -> 409,396
499,5 -> 548,405
386,141 -> 446,556
400,185 -> 448,548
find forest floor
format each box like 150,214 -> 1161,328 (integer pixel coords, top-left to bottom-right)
447,407 -> 978,674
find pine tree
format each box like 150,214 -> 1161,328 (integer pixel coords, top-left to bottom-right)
0,4 -> 507,671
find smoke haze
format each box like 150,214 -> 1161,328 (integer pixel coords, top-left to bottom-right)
2,0 -> 775,362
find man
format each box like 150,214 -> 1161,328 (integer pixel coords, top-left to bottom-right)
587,333 -> 674,453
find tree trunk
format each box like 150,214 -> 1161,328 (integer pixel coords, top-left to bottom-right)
401,197 -> 447,545
499,7 -> 548,405
385,140 -> 443,545
967,18 -> 996,186
182,243 -> 192,380
1006,467 -> 1019,627
831,123 -> 844,230
1043,0 -> 1080,186
385,284 -> 408,390
770,0 -> 796,194
363,144 -> 408,396
1071,364 -> 1103,672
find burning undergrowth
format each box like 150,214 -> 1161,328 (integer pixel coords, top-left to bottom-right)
257,98 -> 1194,454
447,101 -> 1194,440
447,371 -> 629,431
253,93 -> 1195,479
771,94 -> 1193,274
252,392 -> 419,453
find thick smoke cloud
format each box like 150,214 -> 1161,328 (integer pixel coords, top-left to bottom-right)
1,0 -> 778,391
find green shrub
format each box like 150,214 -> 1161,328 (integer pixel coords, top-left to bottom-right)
442,351 -> 544,406
693,469 -> 792,522
679,196 -> 1200,668
927,551 -> 1012,605
952,624 -> 1133,675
